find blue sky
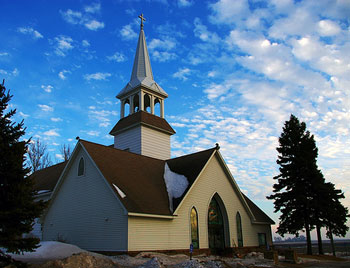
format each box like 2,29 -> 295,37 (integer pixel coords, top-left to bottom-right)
1,0 -> 349,239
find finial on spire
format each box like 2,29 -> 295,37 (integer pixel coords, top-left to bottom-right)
138,13 -> 146,29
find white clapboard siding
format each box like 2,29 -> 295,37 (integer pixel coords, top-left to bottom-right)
128,153 -> 272,251
114,127 -> 141,154
43,147 -> 128,251
141,126 -> 171,160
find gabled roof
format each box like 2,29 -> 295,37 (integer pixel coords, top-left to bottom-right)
116,28 -> 167,99
242,193 -> 275,224
109,111 -> 175,136
32,140 -> 274,223
166,148 -> 216,211
31,161 -> 67,192
80,140 -> 171,215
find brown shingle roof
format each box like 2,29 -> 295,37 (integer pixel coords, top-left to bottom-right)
109,111 -> 175,135
31,140 -> 274,223
166,148 -> 216,211
80,140 -> 171,215
242,193 -> 275,224
32,161 -> 67,192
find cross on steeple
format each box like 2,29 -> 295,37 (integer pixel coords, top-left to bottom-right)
138,13 -> 146,29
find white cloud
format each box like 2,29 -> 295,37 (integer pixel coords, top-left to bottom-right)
51,117 -> 63,122
60,9 -> 82,24
84,2 -> 101,13
82,40 -> 90,47
178,0 -> 193,7
152,51 -> 177,62
120,24 -> 137,40
54,35 -> 74,56
193,18 -> 220,44
84,20 -> 104,31
12,68 -> 19,76
209,0 -> 250,25
86,130 -> 99,136
58,70 -> 70,80
43,129 -> 60,136
149,38 -> 176,51
19,111 -> 29,118
84,72 -> 111,81
56,154 -> 64,160
41,85 -> 53,93
60,5 -> 104,31
173,68 -> 191,81
17,27 -> 43,39
0,52 -> 9,56
38,104 -> 53,112
0,68 -> 19,77
107,52 -> 126,62
317,20 -> 341,36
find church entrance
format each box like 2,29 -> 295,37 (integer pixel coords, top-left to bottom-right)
208,194 -> 229,253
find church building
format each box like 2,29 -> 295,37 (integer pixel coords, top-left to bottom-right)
33,16 -> 274,254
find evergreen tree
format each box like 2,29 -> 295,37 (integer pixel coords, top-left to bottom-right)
321,182 -> 349,256
0,81 -> 46,265
267,114 -> 323,255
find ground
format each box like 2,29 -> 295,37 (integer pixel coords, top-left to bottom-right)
6,242 -> 350,268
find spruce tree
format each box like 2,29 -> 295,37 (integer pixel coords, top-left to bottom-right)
267,114 -> 322,255
321,182 -> 349,256
0,81 -> 46,264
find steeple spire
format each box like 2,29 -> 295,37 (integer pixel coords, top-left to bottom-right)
110,15 -> 175,159
116,15 -> 167,100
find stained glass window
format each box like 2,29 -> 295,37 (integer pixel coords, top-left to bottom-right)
190,207 -> 199,249
236,212 -> 243,247
208,198 -> 223,225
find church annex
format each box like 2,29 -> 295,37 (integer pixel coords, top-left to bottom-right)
33,16 -> 274,254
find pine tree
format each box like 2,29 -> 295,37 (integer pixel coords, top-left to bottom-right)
267,114 -> 323,255
0,81 -> 46,265
321,182 -> 349,256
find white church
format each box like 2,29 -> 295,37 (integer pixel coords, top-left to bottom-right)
33,16 -> 274,255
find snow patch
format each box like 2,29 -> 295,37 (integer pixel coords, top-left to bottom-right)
113,183 -> 126,198
8,241 -> 86,260
37,190 -> 50,194
164,163 -> 189,212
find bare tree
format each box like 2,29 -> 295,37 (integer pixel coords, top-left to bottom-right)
60,144 -> 72,161
27,139 -> 52,172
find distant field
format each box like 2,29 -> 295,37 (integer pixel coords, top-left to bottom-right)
273,239 -> 350,255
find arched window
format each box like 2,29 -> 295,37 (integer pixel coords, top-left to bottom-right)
236,212 -> 243,247
133,94 -> 139,113
123,99 -> 130,117
154,98 -> 161,116
78,157 -> 84,176
144,94 -> 151,113
190,207 -> 199,249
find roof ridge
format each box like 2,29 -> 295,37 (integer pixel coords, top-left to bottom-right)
167,147 -> 216,161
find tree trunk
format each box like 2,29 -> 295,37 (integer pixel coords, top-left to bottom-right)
316,224 -> 323,255
329,227 -> 336,257
305,223 -> 313,255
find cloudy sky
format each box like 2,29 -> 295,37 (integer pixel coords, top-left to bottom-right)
1,0 -> 349,239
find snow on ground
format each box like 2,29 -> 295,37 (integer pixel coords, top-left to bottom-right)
8,241 -> 87,261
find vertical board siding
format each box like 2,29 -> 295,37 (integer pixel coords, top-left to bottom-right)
128,154 -> 272,251
43,148 -> 128,251
141,126 -> 171,160
114,127 -> 141,154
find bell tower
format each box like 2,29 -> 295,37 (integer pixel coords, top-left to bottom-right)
109,14 -> 175,160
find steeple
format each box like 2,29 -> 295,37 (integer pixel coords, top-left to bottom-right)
110,15 -> 175,160
116,14 -> 167,119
